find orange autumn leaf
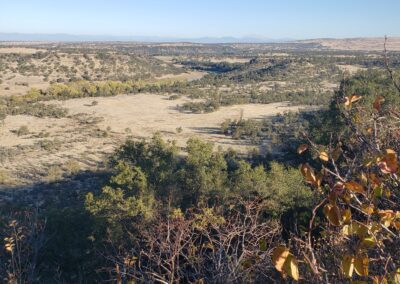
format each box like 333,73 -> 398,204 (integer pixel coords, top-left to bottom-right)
369,173 -> 381,189
344,94 -> 362,108
377,149 -> 398,174
345,181 -> 366,194
378,210 -> 395,227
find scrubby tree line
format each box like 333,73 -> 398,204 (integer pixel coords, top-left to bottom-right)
0,134 -> 312,282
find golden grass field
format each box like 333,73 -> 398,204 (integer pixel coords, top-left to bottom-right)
0,93 -> 313,185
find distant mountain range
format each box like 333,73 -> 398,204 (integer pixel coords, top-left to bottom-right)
0,32 -> 293,43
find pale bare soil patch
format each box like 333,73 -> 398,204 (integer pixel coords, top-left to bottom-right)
201,57 -> 250,63
0,94 -> 313,185
154,56 -> 175,63
0,74 -> 49,96
0,47 -> 46,54
156,70 -> 207,81
155,55 -> 251,64
336,64 -> 366,74
299,37 -> 400,51
321,81 -> 339,90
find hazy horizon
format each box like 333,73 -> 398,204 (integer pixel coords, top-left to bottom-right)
0,31 -> 398,43
1,0 -> 400,41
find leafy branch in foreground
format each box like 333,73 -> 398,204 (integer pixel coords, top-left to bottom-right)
273,72 -> 400,282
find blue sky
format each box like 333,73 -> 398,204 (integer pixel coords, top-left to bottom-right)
0,0 -> 399,39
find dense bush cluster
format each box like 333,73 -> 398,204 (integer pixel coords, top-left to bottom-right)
0,133 -> 313,282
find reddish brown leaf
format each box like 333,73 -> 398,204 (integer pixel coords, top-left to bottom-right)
345,181 -> 366,194
372,95 -> 385,112
297,144 -> 308,154
377,149 -> 398,174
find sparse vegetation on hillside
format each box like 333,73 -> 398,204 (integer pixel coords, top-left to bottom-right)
0,41 -> 399,283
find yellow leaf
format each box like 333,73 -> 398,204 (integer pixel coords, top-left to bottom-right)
373,187 -> 383,198
283,254 -> 299,281
372,276 -> 388,284
390,268 -> 400,284
343,208 -> 352,224
315,172 -> 323,188
297,144 -> 308,154
350,95 -> 362,103
5,244 -> 14,253
344,94 -> 362,109
343,222 -> 367,237
354,255 -> 369,276
272,246 -> 290,272
342,255 -> 354,278
369,222 -> 381,235
124,256 -> 137,267
361,204 -> 374,215
360,237 -> 376,249
378,210 -> 395,227
342,224 -> 351,236
319,151 -> 329,162
360,172 -> 368,185
300,163 -> 318,187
